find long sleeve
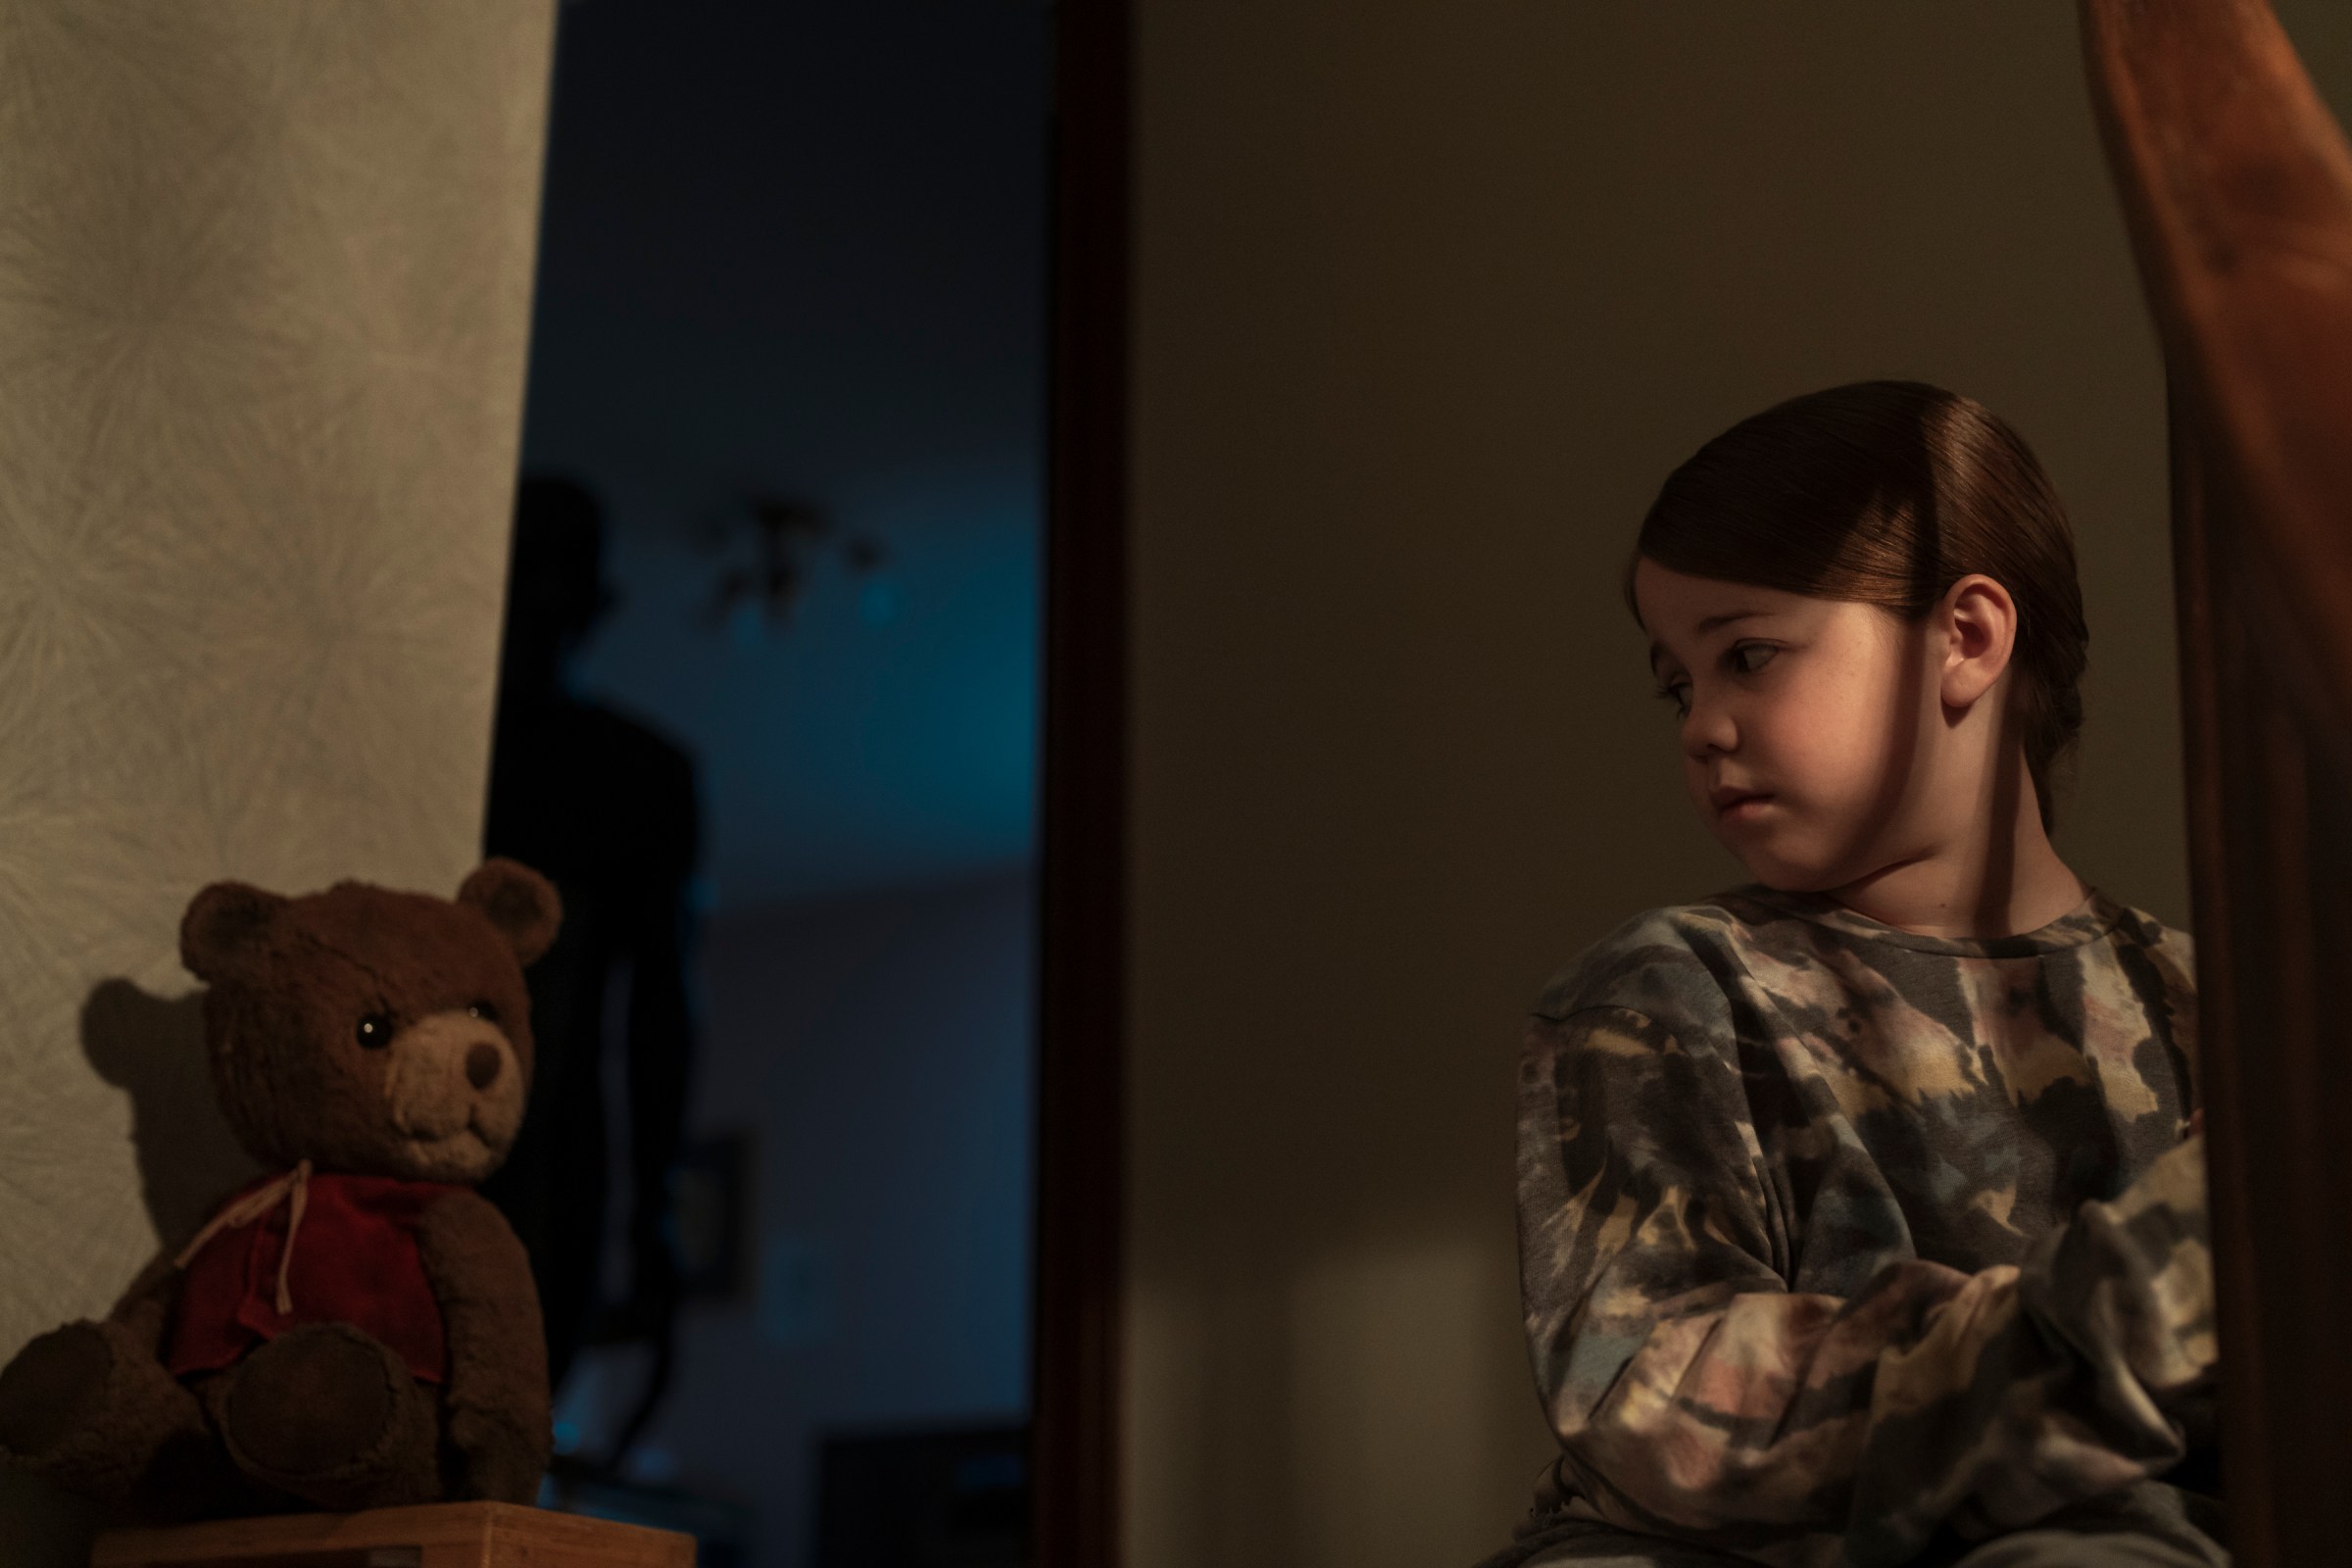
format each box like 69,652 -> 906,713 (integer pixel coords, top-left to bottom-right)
1518,1004 -> 2216,1568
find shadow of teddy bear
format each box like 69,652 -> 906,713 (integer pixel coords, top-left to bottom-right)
80,978 -> 259,1251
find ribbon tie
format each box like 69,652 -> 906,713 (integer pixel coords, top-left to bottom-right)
173,1159 -> 314,1316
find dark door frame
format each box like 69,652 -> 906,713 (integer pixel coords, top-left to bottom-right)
1032,1 -> 1132,1564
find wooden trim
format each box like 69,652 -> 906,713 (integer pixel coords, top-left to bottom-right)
2162,380 -> 2276,1554
2082,2 -> 2352,1559
1031,0 -> 1131,1564
2082,0 -> 2352,744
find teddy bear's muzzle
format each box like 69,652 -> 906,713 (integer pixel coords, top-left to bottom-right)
381,1011 -> 526,1181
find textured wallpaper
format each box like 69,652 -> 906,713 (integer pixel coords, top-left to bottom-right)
0,1 -> 555,1546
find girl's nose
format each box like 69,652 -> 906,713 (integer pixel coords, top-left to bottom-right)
1682,694 -> 1737,758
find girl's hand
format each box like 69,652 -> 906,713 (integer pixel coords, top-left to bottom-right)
2187,1107 -> 2204,1139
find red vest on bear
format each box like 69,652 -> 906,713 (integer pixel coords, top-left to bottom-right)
165,1172 -> 457,1385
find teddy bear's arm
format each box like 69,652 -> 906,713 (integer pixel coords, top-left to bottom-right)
416,1189 -> 554,1503
105,1247 -> 182,1353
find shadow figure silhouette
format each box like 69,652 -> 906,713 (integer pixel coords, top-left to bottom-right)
480,476 -> 702,1474
80,978 -> 258,1250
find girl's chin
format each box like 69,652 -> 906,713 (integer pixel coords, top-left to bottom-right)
1722,837 -> 1852,894
1746,868 -> 1843,894
1738,847 -> 1885,896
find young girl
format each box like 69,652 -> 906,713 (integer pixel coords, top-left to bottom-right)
1493,383 -> 2220,1568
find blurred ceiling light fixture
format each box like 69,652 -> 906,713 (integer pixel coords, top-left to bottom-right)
698,494 -> 890,634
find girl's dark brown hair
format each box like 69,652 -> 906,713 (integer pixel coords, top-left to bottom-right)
1628,380 -> 2089,832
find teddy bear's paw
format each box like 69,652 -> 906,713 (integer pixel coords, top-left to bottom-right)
445,1406 -> 549,1503
218,1323 -> 439,1510
0,1321 -> 111,1460
0,1319 -> 206,1504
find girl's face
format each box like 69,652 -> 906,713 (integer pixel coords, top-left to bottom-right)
1633,559 -> 1953,892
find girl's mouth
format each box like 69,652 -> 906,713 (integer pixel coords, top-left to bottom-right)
1714,791 -> 1773,822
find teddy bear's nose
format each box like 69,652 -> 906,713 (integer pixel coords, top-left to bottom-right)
465,1042 -> 502,1090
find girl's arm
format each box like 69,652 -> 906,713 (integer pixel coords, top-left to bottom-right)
1521,1004 -> 2214,1568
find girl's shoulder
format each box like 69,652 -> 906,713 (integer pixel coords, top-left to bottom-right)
1530,895 -> 1760,1033
2099,893 -> 2193,956
2097,894 -> 2198,999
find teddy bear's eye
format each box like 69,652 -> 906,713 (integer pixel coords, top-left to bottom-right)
355,1012 -> 394,1050
467,1000 -> 500,1024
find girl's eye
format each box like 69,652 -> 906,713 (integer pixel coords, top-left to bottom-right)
1652,679 -> 1690,718
355,1012 -> 394,1050
1729,642 -> 1778,675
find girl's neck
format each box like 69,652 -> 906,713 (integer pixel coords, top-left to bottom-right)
1825,763 -> 2086,940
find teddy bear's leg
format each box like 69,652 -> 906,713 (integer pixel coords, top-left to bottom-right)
207,1322 -> 440,1511
0,1319 -> 215,1510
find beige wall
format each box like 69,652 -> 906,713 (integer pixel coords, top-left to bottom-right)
1123,4 -> 2352,1564
0,3 -> 554,1555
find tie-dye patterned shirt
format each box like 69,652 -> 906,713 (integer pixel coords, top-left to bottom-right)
1509,885 -> 2216,1567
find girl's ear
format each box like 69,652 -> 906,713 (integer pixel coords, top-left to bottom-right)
1938,573 -> 2018,710
181,883 -> 290,983
458,858 -> 564,965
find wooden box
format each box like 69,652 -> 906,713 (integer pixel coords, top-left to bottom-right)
90,1501 -> 695,1568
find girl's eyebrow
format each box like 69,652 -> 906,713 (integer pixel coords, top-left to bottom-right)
1646,610 -> 1768,675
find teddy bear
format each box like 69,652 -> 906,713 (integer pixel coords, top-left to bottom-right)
0,858 -> 562,1521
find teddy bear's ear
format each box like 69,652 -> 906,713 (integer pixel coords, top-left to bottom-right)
180,882 -> 290,983
458,858 -> 563,966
